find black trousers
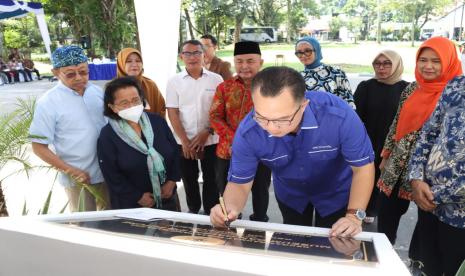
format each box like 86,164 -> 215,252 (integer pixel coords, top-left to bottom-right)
276,198 -> 346,228
366,158 -> 381,217
377,183 -> 410,244
179,144 -> 218,215
216,158 -> 271,221
25,68 -> 40,80
160,190 -> 180,212
410,209 -> 465,276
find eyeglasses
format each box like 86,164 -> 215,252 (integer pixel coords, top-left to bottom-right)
373,61 -> 392,68
60,70 -> 89,79
181,51 -> 203,57
253,105 -> 302,128
114,98 -> 142,109
295,49 -> 314,58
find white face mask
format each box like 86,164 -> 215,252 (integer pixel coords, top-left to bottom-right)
117,104 -> 144,123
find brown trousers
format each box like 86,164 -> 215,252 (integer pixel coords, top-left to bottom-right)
64,182 -> 111,212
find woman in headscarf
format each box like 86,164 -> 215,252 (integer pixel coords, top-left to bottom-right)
354,50 -> 409,224
117,48 -> 166,118
377,37 -> 462,246
98,77 -> 180,210
295,36 -> 354,108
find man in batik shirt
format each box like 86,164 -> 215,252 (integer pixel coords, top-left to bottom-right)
209,41 -> 271,222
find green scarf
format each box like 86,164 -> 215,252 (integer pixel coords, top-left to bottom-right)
109,113 -> 165,208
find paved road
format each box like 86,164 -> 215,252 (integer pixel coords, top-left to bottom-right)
0,77 -> 416,271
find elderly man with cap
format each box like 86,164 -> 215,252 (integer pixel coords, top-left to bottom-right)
29,45 -> 110,212
209,41 -> 271,222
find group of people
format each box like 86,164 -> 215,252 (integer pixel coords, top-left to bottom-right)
28,34 -> 464,275
0,48 -> 41,85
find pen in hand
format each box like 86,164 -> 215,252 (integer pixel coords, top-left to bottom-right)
219,195 -> 230,228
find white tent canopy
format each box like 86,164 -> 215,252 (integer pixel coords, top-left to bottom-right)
0,0 -> 52,59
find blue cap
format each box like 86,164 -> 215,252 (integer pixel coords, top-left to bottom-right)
52,45 -> 88,68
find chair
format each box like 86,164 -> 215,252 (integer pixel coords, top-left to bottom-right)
275,54 -> 285,66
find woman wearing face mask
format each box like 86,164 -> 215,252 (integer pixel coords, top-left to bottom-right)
353,50 -> 409,224
116,48 -> 166,118
97,77 -> 180,210
295,36 -> 354,108
377,37 -> 462,247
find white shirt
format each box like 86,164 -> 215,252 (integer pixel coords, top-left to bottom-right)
166,69 -> 223,145
29,81 -> 108,187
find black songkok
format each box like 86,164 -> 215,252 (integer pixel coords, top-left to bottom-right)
233,41 -> 261,56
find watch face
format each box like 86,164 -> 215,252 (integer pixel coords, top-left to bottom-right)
356,209 -> 366,220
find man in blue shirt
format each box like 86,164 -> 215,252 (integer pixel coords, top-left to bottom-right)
29,45 -> 109,212
210,67 -> 375,237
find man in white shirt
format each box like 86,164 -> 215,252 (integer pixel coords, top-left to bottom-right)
166,40 -> 223,215
29,45 -> 110,212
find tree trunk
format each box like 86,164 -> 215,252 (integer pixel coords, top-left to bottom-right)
0,23 -> 5,58
0,182 -> 8,217
234,13 -> 245,44
133,5 -> 142,52
411,19 -> 415,47
286,0 -> 292,43
216,20 -> 221,49
184,8 -> 195,39
376,0 -> 382,44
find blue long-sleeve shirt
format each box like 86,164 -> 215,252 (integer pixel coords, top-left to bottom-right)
97,112 -> 180,209
408,76 -> 465,229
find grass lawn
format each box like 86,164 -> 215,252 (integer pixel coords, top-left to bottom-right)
217,43 -> 374,74
217,41 -> 418,74
262,62 -> 373,74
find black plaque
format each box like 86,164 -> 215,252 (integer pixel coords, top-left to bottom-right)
60,218 -> 378,263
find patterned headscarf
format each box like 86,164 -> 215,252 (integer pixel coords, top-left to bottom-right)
295,36 -> 323,70
52,45 -> 88,69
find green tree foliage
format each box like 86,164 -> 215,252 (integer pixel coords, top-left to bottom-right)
250,0 -> 286,27
319,0 -> 347,15
328,16 -> 344,40
287,0 -> 319,41
40,0 -> 137,58
2,15 -> 42,52
386,0 -> 453,43
184,0 -> 236,46
183,0 -> 317,44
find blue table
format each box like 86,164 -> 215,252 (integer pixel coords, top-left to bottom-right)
88,63 -> 117,80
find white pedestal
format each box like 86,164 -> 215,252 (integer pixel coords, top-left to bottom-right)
0,209 -> 411,276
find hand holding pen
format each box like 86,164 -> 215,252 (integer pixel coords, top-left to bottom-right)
210,195 -> 240,228
219,196 -> 231,228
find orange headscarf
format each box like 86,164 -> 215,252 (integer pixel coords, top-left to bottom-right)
116,48 -> 166,118
395,37 -> 462,141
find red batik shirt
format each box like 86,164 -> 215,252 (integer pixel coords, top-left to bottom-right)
209,76 -> 253,159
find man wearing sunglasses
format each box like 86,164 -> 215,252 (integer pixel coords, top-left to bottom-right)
29,45 -> 109,212
210,66 -> 375,238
